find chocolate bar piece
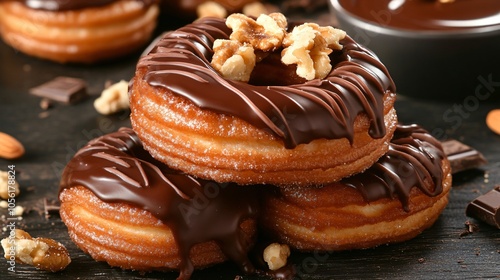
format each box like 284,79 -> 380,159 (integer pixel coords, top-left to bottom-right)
466,186 -> 500,229
30,77 -> 88,104
441,139 -> 487,174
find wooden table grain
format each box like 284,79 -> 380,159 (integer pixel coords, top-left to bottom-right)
1,10 -> 499,280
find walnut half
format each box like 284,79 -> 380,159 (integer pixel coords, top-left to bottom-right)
227,13 -> 287,52
211,39 -> 256,82
1,229 -> 71,272
282,23 -> 346,80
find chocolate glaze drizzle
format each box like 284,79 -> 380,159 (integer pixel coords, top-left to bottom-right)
137,17 -> 396,148
343,124 -> 447,211
4,0 -> 154,11
59,127 -> 260,280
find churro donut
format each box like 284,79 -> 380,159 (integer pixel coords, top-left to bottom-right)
59,128 -> 260,279
261,124 -> 452,251
160,0 -> 260,19
0,0 -> 159,63
129,16 -> 398,186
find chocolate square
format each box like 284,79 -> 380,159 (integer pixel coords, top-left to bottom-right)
441,139 -> 487,174
30,77 -> 88,104
466,186 -> 500,229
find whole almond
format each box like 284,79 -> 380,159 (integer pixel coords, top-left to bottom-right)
0,132 -> 25,159
486,109 -> 500,135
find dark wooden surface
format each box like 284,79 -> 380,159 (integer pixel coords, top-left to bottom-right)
1,6 -> 500,280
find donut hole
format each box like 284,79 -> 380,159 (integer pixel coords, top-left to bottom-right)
247,48 -> 345,87
247,51 -> 303,86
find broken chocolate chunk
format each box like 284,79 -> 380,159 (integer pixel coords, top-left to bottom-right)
466,186 -> 500,229
30,76 -> 88,104
44,198 -> 60,219
441,139 -> 487,174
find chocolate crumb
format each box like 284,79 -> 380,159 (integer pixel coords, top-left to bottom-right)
44,198 -> 60,220
459,220 -> 480,237
38,111 -> 50,119
474,248 -> 481,256
40,98 -> 53,110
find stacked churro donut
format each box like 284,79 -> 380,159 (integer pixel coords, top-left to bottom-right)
130,15 -> 397,186
160,0 -> 265,20
59,128 -> 260,278
261,124 -> 452,251
0,0 -> 159,63
59,13 -> 451,279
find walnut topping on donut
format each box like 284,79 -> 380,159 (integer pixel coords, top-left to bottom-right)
282,23 -> 346,80
211,40 -> 257,82
211,13 -> 346,82
227,13 -> 287,52
211,13 -> 287,81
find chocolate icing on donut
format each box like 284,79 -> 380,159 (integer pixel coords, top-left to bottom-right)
137,17 -> 396,148
59,127 -> 260,279
5,0 -> 154,11
343,124 -> 446,211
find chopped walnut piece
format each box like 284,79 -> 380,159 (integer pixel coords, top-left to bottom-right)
197,1 -> 227,19
211,39 -> 256,82
94,80 -> 130,115
1,229 -> 71,272
226,13 -> 287,52
263,243 -> 291,270
0,170 -> 20,200
213,12 -> 347,82
12,205 -> 24,216
282,23 -> 346,80
242,2 -> 269,18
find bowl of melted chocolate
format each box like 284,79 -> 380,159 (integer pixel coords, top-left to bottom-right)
329,0 -> 500,100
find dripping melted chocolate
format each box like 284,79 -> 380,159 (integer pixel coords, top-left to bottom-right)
343,124 -> 447,211
59,127 -> 261,279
